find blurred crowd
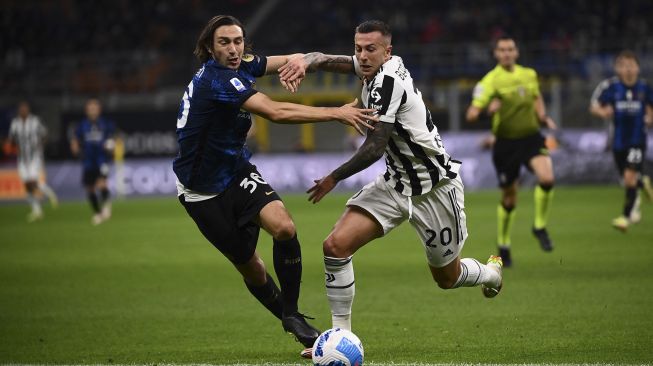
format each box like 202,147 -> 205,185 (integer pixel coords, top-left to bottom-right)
2,0 -> 653,95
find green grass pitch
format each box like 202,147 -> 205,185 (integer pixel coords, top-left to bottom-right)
1,185 -> 652,364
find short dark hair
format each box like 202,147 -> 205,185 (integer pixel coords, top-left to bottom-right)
355,20 -> 392,40
494,35 -> 517,49
616,50 -> 639,65
194,15 -> 247,63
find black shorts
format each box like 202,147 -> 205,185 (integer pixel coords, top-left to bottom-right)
179,163 -> 282,265
613,146 -> 646,175
82,164 -> 109,186
492,132 -> 548,187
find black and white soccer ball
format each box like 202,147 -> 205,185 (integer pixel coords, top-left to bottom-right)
312,328 -> 364,366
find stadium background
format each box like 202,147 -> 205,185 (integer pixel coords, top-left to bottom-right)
2,0 -> 653,199
1,1 -> 653,364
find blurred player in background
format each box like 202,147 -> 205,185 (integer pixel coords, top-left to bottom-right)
279,20 -> 503,339
466,36 -> 557,267
589,50 -> 653,231
70,98 -> 115,225
173,15 -> 375,355
8,101 -> 58,221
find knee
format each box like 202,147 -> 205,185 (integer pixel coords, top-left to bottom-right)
270,218 -> 296,241
323,234 -> 351,258
538,181 -> 555,191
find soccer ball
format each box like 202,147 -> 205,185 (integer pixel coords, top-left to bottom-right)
312,328 -> 364,366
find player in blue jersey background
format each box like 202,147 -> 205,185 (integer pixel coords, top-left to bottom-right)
70,98 -> 116,225
173,15 -> 377,356
590,50 -> 653,231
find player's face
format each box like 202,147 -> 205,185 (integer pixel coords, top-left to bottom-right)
86,100 -> 101,121
354,31 -> 392,79
17,103 -> 29,119
615,57 -> 639,85
494,40 -> 519,68
211,25 -> 245,70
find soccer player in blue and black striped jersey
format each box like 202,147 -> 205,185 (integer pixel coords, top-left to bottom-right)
590,50 -> 653,231
173,15 -> 376,354
70,99 -> 115,225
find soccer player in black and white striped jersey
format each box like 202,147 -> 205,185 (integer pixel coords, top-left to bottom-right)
279,20 -> 503,333
8,101 -> 58,222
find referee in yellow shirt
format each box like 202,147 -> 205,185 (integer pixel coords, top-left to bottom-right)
466,36 -> 557,267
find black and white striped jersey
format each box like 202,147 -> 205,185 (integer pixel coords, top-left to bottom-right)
354,55 -> 460,197
9,114 -> 46,164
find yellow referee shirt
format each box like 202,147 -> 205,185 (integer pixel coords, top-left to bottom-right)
472,64 -> 540,139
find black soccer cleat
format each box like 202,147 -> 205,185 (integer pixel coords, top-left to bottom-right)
498,246 -> 512,268
282,312 -> 321,348
532,227 -> 553,252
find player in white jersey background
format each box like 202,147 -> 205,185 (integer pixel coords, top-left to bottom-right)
279,20 -> 503,334
7,101 -> 58,222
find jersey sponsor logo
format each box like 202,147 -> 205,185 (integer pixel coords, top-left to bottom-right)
230,77 -> 246,92
615,100 -> 642,113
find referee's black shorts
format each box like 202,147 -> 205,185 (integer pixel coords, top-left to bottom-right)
179,163 -> 282,265
492,132 -> 548,187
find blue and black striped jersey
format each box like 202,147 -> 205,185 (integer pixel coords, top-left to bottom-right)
75,118 -> 115,169
173,55 -> 267,193
597,77 -> 653,150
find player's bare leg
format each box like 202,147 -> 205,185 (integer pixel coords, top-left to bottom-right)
322,206 -> 383,331
258,201 -> 320,348
497,182 -> 517,266
530,155 -> 555,251
428,255 -> 503,298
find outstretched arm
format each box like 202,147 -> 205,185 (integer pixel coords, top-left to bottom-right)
242,93 -> 376,135
277,53 -> 354,92
307,122 -> 394,203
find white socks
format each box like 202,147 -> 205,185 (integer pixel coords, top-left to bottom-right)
453,258 -> 501,288
324,256 -> 355,330
27,193 -> 42,215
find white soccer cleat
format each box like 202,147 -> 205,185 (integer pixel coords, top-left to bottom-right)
482,255 -> 503,298
92,213 -> 104,226
612,216 -> 629,232
27,210 -> 44,223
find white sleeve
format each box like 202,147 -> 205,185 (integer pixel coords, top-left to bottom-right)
8,120 -> 18,140
590,79 -> 610,107
372,74 -> 405,123
36,117 -> 47,138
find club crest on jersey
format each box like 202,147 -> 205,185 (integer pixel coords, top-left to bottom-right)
230,78 -> 246,92
242,54 -> 255,62
370,87 -> 382,103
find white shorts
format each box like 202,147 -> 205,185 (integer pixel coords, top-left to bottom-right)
346,175 -> 468,268
18,158 -> 43,182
